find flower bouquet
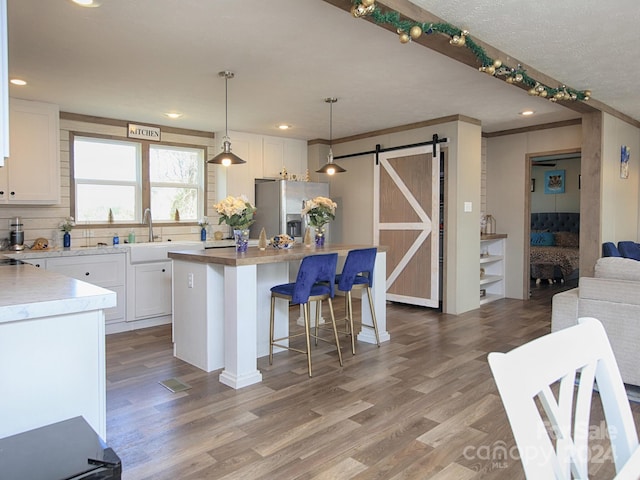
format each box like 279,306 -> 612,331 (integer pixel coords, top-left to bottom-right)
301,196 -> 337,246
59,216 -> 75,248
59,216 -> 75,232
198,218 -> 209,241
213,195 -> 257,252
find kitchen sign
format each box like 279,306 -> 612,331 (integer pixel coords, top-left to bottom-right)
127,123 -> 161,141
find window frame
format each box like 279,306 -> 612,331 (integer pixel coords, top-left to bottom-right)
148,143 -> 205,222
70,131 -> 207,226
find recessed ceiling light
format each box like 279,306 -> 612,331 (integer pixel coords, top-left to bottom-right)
520,110 -> 535,116
10,78 -> 27,86
164,112 -> 183,119
71,0 -> 101,7
277,124 -> 292,130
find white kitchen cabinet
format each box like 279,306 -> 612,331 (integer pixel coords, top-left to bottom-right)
219,131 -> 308,204
46,253 -> 126,324
128,261 -> 172,320
262,135 -> 308,179
480,234 -> 506,305
220,130 -> 264,204
0,0 -> 8,165
0,98 -> 60,204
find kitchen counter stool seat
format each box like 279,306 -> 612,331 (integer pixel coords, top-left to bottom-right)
269,253 -> 343,377
334,247 -> 380,355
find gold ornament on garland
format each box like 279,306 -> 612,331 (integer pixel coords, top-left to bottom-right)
350,0 -> 591,103
410,25 -> 423,40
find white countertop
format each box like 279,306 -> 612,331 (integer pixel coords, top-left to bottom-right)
0,263 -> 117,323
0,239 -> 243,260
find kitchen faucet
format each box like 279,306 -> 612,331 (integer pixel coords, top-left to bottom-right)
142,208 -> 154,242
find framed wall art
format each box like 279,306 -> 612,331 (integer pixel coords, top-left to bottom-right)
544,170 -> 565,194
621,145 -> 630,179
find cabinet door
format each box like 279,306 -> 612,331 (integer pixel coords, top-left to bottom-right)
0,0 -> 8,165
263,136 -> 308,180
46,254 -> 126,322
4,98 -> 60,204
132,261 -> 172,320
263,136 -> 285,179
221,130 -> 263,204
283,138 -> 307,179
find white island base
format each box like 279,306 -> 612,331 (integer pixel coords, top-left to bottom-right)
171,245 -> 388,390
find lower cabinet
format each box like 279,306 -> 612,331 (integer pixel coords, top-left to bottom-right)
127,261 -> 172,320
45,253 -> 126,325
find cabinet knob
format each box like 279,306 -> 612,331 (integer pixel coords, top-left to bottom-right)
85,272 -> 90,276
10,191 -> 15,196
35,264 -> 41,268
0,191 -> 4,195
162,268 -> 166,272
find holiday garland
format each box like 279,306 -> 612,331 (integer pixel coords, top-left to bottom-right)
351,0 -> 591,102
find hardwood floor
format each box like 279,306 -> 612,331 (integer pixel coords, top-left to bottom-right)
106,284 -> 640,479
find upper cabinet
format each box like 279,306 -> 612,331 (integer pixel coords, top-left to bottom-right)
0,0 -> 8,166
217,131 -> 308,204
262,135 -> 307,180
0,98 -> 60,204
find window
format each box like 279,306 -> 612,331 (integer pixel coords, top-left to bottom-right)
74,137 -> 141,222
150,144 -> 204,221
72,135 -> 205,224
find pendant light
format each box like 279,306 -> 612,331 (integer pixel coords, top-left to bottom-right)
316,97 -> 346,175
208,71 -> 246,166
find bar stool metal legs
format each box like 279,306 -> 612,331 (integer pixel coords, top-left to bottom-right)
268,253 -> 343,377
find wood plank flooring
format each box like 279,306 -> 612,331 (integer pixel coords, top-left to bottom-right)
106,282 -> 640,479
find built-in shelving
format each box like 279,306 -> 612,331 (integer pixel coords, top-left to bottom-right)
480,234 -> 507,305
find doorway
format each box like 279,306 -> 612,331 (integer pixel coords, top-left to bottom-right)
526,150 -> 581,297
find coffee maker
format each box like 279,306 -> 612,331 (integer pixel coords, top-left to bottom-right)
9,216 -> 25,251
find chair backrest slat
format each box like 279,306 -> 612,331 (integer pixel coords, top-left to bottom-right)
488,318 -> 639,479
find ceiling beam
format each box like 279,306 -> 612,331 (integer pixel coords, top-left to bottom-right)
321,0 -> 640,129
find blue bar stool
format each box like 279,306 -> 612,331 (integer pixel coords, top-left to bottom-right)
269,253 -> 343,377
334,247 -> 380,355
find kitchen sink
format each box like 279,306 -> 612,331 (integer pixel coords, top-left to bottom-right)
128,241 -> 203,264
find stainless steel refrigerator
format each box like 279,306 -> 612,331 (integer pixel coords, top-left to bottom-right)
251,179 -> 330,241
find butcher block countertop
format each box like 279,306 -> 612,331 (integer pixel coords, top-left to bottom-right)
168,244 -> 388,267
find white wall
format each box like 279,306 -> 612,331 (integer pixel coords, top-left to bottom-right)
486,124 -> 582,299
601,113 -> 640,243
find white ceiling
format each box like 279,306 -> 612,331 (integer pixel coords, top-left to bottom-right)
6,0 -> 638,142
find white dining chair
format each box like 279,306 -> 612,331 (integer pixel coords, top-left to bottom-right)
488,317 -> 640,479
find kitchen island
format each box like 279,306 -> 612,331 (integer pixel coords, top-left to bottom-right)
0,260 -> 116,440
169,244 -> 389,389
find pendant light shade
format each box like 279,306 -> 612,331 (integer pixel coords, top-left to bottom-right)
316,97 -> 346,175
209,71 -> 246,166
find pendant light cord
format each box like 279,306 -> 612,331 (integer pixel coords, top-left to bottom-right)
224,74 -> 229,140
329,100 -> 333,147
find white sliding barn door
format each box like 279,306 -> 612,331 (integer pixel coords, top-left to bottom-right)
374,146 -> 440,307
